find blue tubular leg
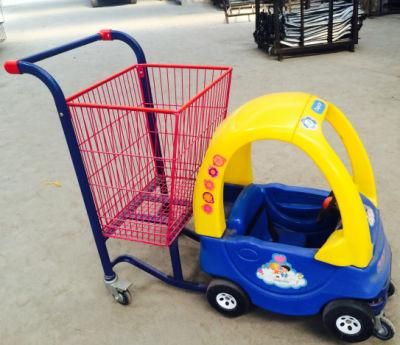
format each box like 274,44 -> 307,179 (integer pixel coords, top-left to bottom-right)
181,228 -> 201,242
169,239 -> 184,280
111,254 -> 207,292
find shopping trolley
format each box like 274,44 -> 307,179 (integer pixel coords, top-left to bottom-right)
4,30 -> 232,303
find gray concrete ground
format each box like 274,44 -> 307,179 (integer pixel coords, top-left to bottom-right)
0,1 -> 399,344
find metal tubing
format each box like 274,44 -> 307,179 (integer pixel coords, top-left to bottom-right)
300,0 -> 305,47
112,254 -> 207,292
181,228 -> 201,242
17,61 -> 116,280
16,30 -> 147,66
328,0 -> 334,44
169,240 -> 184,281
7,30 -> 154,281
137,68 -> 169,195
273,0 -> 282,60
352,0 -> 359,46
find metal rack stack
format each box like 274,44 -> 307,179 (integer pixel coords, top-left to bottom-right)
254,0 -> 366,60
0,0 -> 5,42
213,0 -> 271,23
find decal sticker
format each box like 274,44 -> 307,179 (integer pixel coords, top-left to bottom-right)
208,166 -> 219,178
204,179 -> 215,191
301,116 -> 318,130
365,205 -> 375,227
213,155 -> 226,167
202,192 -> 214,204
311,100 -> 326,114
256,254 -> 307,289
202,204 -> 213,214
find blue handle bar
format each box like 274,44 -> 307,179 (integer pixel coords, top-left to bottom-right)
4,29 -> 147,74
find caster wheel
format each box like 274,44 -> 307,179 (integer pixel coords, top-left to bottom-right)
374,317 -> 395,341
206,279 -> 250,317
388,281 -> 395,297
91,0 -> 99,7
114,290 -> 131,305
322,299 -> 374,343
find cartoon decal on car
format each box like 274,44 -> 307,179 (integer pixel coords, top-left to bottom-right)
257,254 -> 307,289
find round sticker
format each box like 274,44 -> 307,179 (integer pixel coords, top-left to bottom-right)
301,116 -> 318,130
208,167 -> 218,178
202,192 -> 214,204
213,155 -> 226,167
204,179 -> 215,191
365,206 -> 375,227
202,204 -> 213,214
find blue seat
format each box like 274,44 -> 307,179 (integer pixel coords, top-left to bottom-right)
226,184 -> 272,241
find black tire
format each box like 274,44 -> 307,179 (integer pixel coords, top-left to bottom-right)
373,317 -> 395,341
322,300 -> 375,343
115,290 -> 131,305
388,281 -> 395,298
206,279 -> 250,317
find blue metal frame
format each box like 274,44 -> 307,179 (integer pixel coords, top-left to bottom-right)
10,30 -> 205,291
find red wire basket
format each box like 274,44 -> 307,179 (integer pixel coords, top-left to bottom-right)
66,64 -> 232,246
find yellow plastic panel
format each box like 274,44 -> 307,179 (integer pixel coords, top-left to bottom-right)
193,92 -> 312,238
224,144 -> 253,185
325,104 -> 377,206
193,93 -> 374,268
292,99 -> 373,267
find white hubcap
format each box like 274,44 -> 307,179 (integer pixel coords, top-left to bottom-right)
216,292 -> 237,310
336,315 -> 362,335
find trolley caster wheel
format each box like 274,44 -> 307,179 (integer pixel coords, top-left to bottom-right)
374,316 -> 395,341
322,299 -> 375,343
206,279 -> 250,317
388,281 -> 395,297
114,290 -> 131,306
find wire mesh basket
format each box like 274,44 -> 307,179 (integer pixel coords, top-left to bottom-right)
67,64 -> 232,246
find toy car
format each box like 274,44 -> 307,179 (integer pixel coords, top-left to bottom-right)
4,34 -> 394,342
193,92 -> 395,342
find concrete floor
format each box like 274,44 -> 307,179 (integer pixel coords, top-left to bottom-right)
0,1 -> 399,344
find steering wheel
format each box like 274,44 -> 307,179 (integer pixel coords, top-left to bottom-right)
317,191 -> 340,223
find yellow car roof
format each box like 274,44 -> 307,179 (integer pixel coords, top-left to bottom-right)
193,92 -> 376,268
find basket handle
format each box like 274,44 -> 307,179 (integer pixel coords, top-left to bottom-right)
4,29 -> 147,74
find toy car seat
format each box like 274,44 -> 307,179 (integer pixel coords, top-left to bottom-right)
226,184 -> 275,241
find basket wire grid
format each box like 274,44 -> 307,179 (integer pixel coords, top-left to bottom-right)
67,64 -> 232,246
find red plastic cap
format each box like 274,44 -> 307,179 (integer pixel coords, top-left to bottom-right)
322,196 -> 333,209
4,60 -> 20,74
99,30 -> 112,41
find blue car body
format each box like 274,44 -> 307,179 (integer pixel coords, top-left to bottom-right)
200,183 -> 392,316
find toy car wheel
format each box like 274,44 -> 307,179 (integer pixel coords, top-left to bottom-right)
373,316 -> 395,341
388,281 -> 395,297
206,279 -> 250,317
322,300 -> 375,343
114,290 -> 131,306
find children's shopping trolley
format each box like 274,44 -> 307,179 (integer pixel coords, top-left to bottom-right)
4,30 -> 232,303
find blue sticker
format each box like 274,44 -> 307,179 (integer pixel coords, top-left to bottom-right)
312,100 -> 326,115
256,254 -> 307,289
301,116 -> 318,130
